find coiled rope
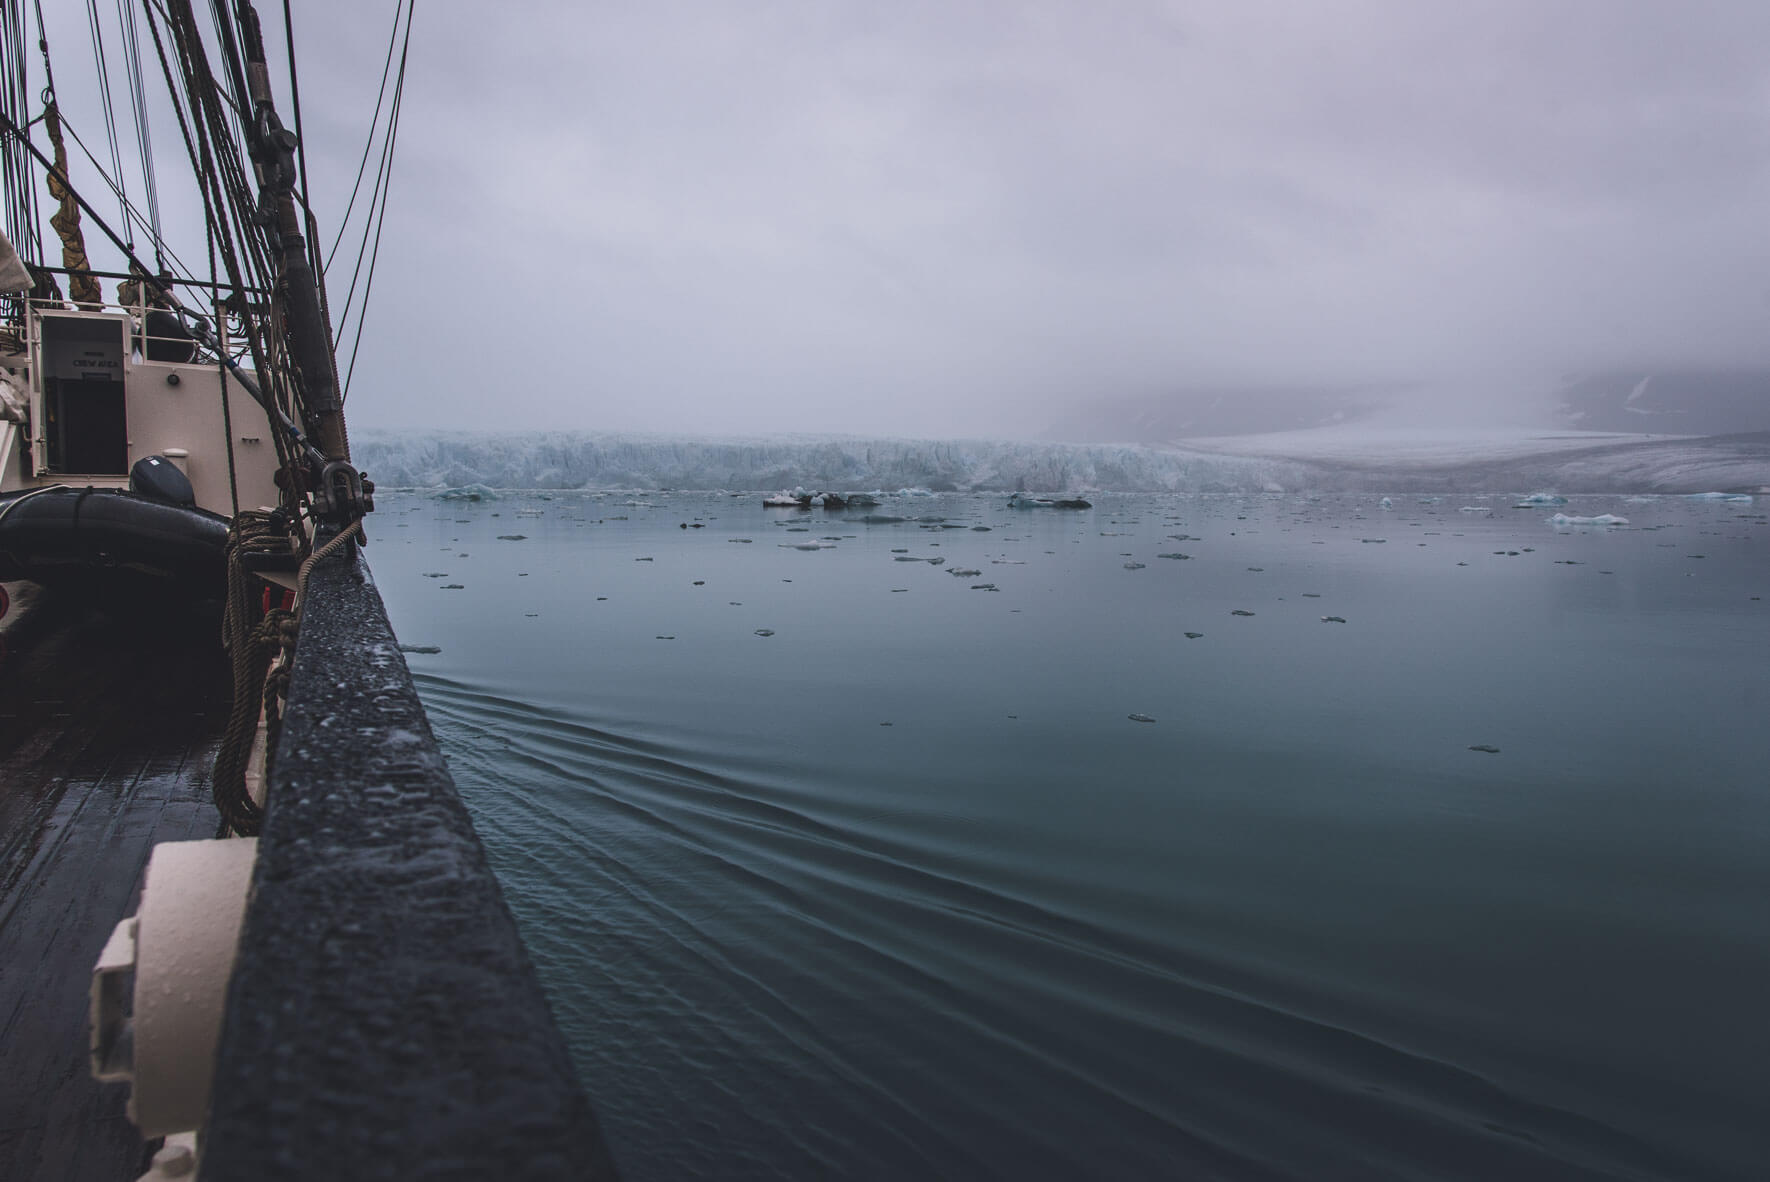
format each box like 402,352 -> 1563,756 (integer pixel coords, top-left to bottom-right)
212,516 -> 361,837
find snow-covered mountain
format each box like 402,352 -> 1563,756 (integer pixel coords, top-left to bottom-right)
352,429 -> 1770,495
1557,369 -> 1770,435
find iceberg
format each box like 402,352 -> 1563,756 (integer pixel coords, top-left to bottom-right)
432,483 -> 497,501
1684,492 -> 1753,502
1548,513 -> 1629,526
1515,492 -> 1568,505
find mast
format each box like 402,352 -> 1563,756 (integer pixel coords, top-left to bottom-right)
230,0 -> 366,525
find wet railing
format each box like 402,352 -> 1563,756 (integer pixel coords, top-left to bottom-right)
199,537 -> 619,1179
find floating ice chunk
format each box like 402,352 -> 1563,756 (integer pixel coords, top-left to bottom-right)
1379,497 -> 1393,509
1684,492 -> 1753,502
1548,513 -> 1629,526
1515,492 -> 1568,506
1007,493 -> 1092,509
764,492 -> 803,506
898,487 -> 935,497
1459,506 -> 1491,513
434,484 -> 496,501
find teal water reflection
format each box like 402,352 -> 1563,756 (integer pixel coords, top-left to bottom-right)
373,491 -> 1769,1181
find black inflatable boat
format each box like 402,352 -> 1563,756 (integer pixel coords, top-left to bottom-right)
0,460 -> 230,591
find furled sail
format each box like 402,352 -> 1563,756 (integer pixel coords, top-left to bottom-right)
42,103 -> 102,308
0,230 -> 28,294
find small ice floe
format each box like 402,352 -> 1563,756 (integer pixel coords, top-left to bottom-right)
1007,492 -> 1092,509
1685,491 -> 1753,502
440,584 -> 464,590
1184,632 -> 1204,639
1231,609 -> 1255,617
1127,713 -> 1156,723
1360,538 -> 1386,544
1515,492 -> 1568,506
950,568 -> 983,577
862,514 -> 908,524
434,484 -> 496,501
1320,616 -> 1347,623
970,583 -> 999,591
1459,506 -> 1491,513
1123,562 -> 1146,570
1549,513 -> 1628,527
754,629 -> 775,637
728,538 -> 753,543
1156,552 -> 1191,560
1379,497 -> 1393,509
1468,744 -> 1501,754
496,534 -> 527,541
783,541 -> 835,550
422,572 -> 449,578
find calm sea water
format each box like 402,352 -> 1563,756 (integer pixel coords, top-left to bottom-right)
370,490 -> 1768,1182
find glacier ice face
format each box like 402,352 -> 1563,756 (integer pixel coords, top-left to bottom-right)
353,431 -> 1295,494
352,427 -> 1770,494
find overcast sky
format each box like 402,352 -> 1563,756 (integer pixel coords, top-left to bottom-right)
37,1 -> 1770,439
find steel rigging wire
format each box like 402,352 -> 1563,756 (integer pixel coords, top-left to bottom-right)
82,0 -> 132,250
333,0 -> 412,403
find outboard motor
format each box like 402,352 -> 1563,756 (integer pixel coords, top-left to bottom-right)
130,455 -> 197,506
143,308 -> 197,364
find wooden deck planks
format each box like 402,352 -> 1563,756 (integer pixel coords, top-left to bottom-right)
0,590 -> 227,1182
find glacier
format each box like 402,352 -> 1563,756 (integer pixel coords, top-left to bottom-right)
352,428 -> 1770,495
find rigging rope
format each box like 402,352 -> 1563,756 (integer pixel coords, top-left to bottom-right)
335,0 -> 412,401
118,0 -> 163,266
83,0 -> 132,250
324,0 -> 403,270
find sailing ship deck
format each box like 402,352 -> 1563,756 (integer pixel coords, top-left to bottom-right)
0,585 -> 226,1181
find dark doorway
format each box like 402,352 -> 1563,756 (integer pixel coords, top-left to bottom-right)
40,314 -> 128,474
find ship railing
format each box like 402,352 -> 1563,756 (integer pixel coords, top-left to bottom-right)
196,533 -> 622,1179
7,289 -> 237,366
